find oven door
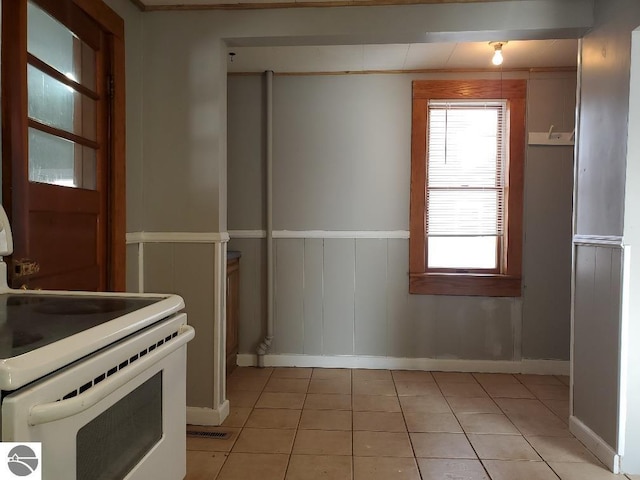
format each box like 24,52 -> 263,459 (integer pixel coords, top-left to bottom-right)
2,313 -> 194,480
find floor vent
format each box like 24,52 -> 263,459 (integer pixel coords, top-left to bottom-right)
187,430 -> 231,440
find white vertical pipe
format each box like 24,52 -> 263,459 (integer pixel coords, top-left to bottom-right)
256,70 -> 274,367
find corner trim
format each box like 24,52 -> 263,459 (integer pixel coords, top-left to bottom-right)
617,245 -> 631,458
126,232 -> 145,244
236,354 -> 569,375
126,231 -> 230,244
573,235 -> 624,248
570,415 -> 620,473
186,401 -> 230,426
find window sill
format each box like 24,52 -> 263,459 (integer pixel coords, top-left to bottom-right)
409,273 -> 521,297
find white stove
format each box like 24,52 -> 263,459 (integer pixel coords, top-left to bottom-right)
0,205 -> 195,480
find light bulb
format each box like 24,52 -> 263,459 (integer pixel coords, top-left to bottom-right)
489,42 -> 506,66
492,48 -> 503,66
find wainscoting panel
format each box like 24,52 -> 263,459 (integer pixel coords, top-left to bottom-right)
228,238 -> 266,355
126,243 -> 140,292
323,239 -> 356,355
127,232 -> 229,423
408,293 -> 438,358
434,296 -> 517,361
355,239 -> 388,356
573,243 -> 623,452
274,239 -> 305,354
303,239 -> 324,355
144,243 -> 175,293
386,239 -> 413,357
231,235 -> 522,361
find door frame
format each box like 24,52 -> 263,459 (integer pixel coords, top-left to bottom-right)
1,0 -> 126,291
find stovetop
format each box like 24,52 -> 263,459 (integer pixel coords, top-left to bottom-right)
0,289 -> 184,391
0,204 -> 185,392
0,294 -> 164,358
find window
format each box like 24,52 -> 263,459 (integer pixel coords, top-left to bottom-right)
409,80 -> 525,296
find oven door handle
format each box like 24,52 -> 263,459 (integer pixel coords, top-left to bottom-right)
28,325 -> 195,426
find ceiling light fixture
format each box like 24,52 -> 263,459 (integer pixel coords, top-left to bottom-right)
489,42 -> 507,66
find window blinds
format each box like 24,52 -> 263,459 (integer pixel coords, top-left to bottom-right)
427,100 -> 507,238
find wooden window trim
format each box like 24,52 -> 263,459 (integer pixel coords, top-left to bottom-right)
409,79 -> 525,297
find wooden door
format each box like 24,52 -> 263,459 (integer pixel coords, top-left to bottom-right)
1,0 -> 126,291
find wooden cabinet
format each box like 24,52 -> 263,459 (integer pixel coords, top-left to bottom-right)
226,253 -> 240,375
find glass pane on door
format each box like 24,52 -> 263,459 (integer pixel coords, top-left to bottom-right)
28,65 -> 97,141
28,128 -> 97,190
27,1 -> 96,90
27,1 -> 99,190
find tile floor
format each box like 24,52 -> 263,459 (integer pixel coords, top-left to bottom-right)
185,367 -> 633,480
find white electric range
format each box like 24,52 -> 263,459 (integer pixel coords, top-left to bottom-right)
0,205 -> 195,480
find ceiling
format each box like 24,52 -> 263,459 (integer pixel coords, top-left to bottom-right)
227,39 -> 578,73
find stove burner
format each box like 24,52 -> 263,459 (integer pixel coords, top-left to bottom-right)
0,293 -> 165,358
12,330 -> 44,349
33,298 -> 128,315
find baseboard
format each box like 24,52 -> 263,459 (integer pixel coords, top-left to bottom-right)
186,400 -> 230,426
236,354 -> 570,375
570,415 -> 620,473
520,359 -> 570,375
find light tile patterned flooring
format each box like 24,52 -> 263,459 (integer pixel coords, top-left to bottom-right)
186,367 -> 633,480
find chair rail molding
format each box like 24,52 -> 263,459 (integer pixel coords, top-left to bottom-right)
126,231 -> 230,244
228,230 -> 410,239
573,234 -> 624,248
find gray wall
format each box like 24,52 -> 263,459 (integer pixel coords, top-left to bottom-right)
228,70 -> 575,362
141,17 -> 228,233
573,0 -> 640,455
143,243 -> 217,408
272,75 -> 409,231
523,76 -> 576,360
103,0 -> 221,409
102,0 -> 144,234
88,0 -> 588,417
138,0 -> 591,236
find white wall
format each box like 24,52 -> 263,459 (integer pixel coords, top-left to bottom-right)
228,70 -> 575,363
